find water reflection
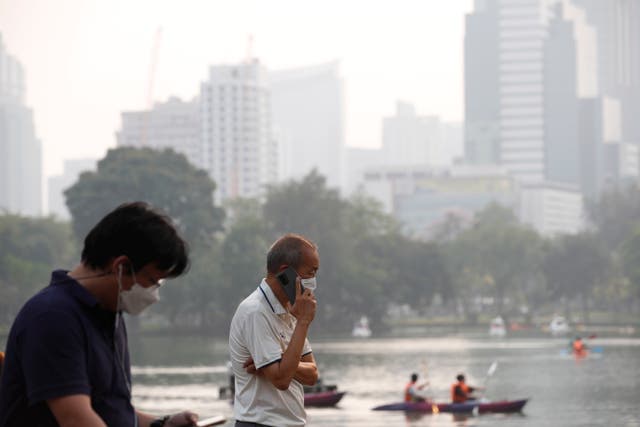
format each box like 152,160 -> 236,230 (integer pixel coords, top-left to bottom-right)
128,335 -> 640,426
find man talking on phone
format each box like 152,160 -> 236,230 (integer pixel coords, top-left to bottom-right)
229,233 -> 319,427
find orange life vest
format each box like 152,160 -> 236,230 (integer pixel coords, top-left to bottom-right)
573,340 -> 587,357
404,381 -> 415,402
451,381 -> 470,403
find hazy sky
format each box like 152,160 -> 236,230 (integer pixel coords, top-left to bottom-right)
0,0 -> 472,177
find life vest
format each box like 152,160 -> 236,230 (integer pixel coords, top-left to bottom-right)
573,340 -> 586,357
404,381 -> 415,402
451,381 -> 470,403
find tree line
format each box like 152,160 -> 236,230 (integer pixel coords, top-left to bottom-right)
1,147 -> 638,336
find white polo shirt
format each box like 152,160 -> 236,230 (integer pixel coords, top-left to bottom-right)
229,279 -> 312,427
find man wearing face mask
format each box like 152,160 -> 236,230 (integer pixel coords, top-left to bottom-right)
229,233 -> 319,427
0,202 -> 199,427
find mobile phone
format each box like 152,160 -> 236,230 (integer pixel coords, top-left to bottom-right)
196,415 -> 226,426
276,266 -> 301,305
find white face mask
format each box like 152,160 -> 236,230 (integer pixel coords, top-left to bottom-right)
117,266 -> 161,315
301,276 -> 317,292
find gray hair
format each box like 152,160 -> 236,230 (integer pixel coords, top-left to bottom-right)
266,233 -> 317,274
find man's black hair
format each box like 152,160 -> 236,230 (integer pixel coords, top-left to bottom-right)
456,374 -> 465,382
81,201 -> 189,277
411,373 -> 418,382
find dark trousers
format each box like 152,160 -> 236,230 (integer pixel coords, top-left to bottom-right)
234,421 -> 273,427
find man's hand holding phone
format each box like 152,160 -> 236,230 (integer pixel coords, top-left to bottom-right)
289,276 -> 316,325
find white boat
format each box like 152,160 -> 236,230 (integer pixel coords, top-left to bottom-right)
352,316 -> 372,338
489,316 -> 506,337
549,315 -> 571,336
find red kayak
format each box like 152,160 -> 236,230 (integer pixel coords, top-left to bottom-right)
221,383 -> 347,408
372,398 -> 528,414
304,390 -> 347,407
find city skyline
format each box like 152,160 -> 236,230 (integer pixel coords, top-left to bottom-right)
0,0 -> 473,179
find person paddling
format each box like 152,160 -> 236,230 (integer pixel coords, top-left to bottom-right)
451,374 -> 484,403
404,373 -> 429,403
571,336 -> 588,358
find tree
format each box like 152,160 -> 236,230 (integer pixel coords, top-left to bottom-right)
543,232 -> 610,323
0,215 -> 76,323
65,147 -> 224,246
446,203 -> 544,320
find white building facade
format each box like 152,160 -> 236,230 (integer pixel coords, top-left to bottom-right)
201,60 -> 277,204
518,182 -> 584,236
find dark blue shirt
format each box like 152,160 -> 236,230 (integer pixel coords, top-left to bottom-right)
0,270 -> 135,426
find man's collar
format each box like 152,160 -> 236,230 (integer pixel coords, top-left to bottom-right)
51,269 -> 100,308
259,279 -> 287,315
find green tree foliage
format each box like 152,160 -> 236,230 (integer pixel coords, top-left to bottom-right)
0,215 -> 76,323
65,147 -> 224,246
543,232 -> 610,322
446,203 -> 543,318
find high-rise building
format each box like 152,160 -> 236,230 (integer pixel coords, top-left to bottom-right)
573,0 -> 640,143
544,3 -> 580,187
579,96 -> 638,197
200,60 -> 277,204
0,33 -> 42,216
116,97 -> 202,169
270,61 -> 345,191
497,0 -> 554,184
464,0 -> 500,165
465,0 -> 598,186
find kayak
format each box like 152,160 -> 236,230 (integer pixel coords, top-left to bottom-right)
560,346 -> 604,359
220,384 -> 347,408
304,390 -> 347,407
372,398 -> 528,414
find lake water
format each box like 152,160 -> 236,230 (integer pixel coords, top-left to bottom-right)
127,334 -> 640,427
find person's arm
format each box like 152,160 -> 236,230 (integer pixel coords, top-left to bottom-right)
259,287 -> 316,390
293,352 -> 319,386
47,395 -> 107,427
136,410 -> 198,427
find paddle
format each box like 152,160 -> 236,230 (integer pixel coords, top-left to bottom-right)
481,361 -> 498,394
419,359 -> 432,401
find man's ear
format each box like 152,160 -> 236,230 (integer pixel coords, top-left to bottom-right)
111,255 -> 131,275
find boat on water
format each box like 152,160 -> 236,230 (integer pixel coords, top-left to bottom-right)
372,398 -> 528,414
220,380 -> 346,408
488,316 -> 506,337
549,315 -> 571,336
304,390 -> 347,407
352,316 -> 372,338
303,381 -> 347,407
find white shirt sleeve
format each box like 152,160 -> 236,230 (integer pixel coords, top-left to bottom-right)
245,310 -> 283,369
